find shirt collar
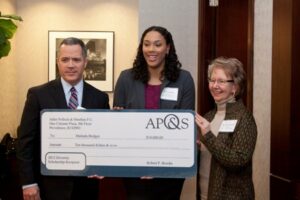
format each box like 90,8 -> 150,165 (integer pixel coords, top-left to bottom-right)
60,78 -> 83,94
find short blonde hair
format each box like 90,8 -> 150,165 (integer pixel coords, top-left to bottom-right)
208,57 -> 246,99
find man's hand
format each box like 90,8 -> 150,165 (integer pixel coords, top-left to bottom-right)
88,175 -> 105,179
23,185 -> 40,200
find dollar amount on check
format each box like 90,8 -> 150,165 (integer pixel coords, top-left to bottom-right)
41,110 -> 196,178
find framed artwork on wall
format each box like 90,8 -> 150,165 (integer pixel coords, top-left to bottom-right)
48,31 -> 114,92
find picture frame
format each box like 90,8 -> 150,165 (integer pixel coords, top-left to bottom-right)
48,31 -> 114,92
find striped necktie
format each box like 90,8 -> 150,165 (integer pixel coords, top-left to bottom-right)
68,87 -> 78,109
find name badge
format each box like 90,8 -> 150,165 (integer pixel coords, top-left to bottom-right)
161,87 -> 178,101
219,120 -> 237,132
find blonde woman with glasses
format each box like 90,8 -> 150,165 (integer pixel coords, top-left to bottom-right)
195,57 -> 257,200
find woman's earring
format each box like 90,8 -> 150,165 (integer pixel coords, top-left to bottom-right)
232,91 -> 236,97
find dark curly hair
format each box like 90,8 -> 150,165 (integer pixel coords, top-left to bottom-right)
132,26 -> 182,83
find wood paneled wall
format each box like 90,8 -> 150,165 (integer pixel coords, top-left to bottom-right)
198,0 -> 254,115
271,0 -> 300,199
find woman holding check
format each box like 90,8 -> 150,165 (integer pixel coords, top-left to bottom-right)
113,26 -> 195,200
195,57 -> 257,200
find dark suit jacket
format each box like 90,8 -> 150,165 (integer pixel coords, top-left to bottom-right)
17,78 -> 109,200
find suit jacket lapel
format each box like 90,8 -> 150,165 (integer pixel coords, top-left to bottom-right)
136,80 -> 145,108
159,79 -> 170,108
50,79 -> 69,108
161,79 -> 170,91
82,81 -> 92,108
81,81 -> 90,108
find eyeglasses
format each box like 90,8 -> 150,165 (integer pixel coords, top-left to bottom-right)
208,78 -> 234,85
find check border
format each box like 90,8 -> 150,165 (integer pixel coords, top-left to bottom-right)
40,109 -> 197,178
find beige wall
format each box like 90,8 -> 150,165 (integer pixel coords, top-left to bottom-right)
253,0 -> 273,199
139,0 -> 198,82
0,0 -> 18,139
0,0 -> 139,141
14,0 -> 139,127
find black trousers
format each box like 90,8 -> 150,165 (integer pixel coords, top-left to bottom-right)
40,176 -> 99,200
124,178 -> 185,200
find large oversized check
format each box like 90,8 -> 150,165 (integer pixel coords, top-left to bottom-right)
41,110 -> 197,178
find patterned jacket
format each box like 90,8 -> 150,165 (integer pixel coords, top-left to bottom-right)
198,100 -> 257,200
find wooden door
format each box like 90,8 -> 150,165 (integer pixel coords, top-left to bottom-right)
198,0 -> 254,115
271,0 -> 300,199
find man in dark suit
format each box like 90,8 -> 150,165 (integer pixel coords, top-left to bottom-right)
17,37 -> 110,200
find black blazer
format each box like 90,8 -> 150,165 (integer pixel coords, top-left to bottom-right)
17,79 -> 109,198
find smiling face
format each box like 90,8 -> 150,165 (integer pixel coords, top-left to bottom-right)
57,44 -> 87,85
142,30 -> 170,71
209,67 -> 237,103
